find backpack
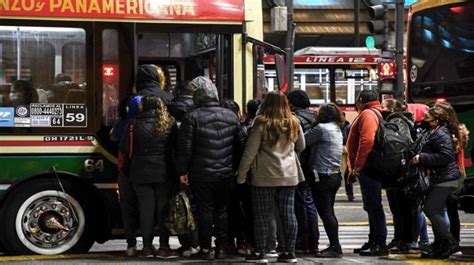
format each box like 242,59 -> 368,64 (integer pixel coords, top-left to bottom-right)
165,190 -> 196,235
368,109 -> 414,187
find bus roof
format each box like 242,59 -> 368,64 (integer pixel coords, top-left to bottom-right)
0,0 -> 244,24
410,0 -> 468,14
294,47 -> 381,56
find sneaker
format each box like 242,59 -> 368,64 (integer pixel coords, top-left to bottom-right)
316,245 -> 342,258
191,249 -> 213,260
246,251 -> 268,263
390,242 -> 412,254
353,242 -> 373,254
359,244 -> 389,256
182,246 -> 200,257
277,252 -> 298,263
140,245 -> 158,258
387,239 -> 401,249
156,247 -> 179,259
266,249 -> 279,257
237,244 -> 252,255
125,245 -> 138,257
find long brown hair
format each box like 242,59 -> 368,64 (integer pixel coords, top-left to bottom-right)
254,91 -> 300,146
142,96 -> 175,133
429,103 -> 461,152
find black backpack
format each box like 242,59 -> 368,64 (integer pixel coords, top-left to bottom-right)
368,109 -> 414,187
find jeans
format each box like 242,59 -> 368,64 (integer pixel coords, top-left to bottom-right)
415,213 -> 429,245
295,181 -> 319,250
424,186 -> 455,241
447,195 -> 460,242
358,170 -> 387,245
118,172 -> 139,247
190,179 -> 232,250
311,173 -> 341,246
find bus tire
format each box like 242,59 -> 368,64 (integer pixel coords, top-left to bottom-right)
0,178 -> 96,255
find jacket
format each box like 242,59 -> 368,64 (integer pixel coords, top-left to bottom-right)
136,65 -> 173,104
168,95 -> 195,122
346,101 -> 381,171
121,110 -> 177,184
237,121 -> 306,187
420,126 -> 460,184
293,107 -> 317,132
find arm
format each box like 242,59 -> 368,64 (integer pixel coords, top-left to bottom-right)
353,111 -> 378,170
237,125 -> 262,184
305,124 -> 323,146
295,125 -> 306,154
420,131 -> 456,167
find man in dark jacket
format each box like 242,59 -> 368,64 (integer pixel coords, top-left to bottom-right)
177,76 -> 245,260
168,80 -> 195,123
287,90 -> 319,254
136,64 -> 174,104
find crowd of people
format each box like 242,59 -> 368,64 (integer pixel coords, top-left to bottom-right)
111,64 -> 469,262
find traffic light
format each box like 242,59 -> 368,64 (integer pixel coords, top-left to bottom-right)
366,4 -> 388,50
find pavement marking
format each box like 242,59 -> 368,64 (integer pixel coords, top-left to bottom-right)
0,253 -> 119,262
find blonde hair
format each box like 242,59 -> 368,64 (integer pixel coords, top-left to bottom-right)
151,64 -> 166,90
255,91 -> 300,146
142,96 -> 175,133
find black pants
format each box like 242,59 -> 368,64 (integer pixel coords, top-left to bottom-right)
118,172 -> 139,247
447,195 -> 460,242
295,181 -> 319,251
311,173 -> 341,247
386,188 -> 418,244
190,179 -> 232,250
133,182 -> 173,248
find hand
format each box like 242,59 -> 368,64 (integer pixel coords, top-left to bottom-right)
236,175 -> 246,184
180,175 -> 189,185
411,155 -> 420,164
347,168 -> 360,184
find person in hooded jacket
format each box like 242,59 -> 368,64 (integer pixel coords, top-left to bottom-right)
121,96 -> 178,259
286,90 -> 319,254
136,64 -> 174,104
176,76 -> 245,260
168,80 -> 195,123
411,105 -> 461,259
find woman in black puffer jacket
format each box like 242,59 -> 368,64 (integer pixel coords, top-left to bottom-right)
121,96 -> 178,258
411,105 -> 461,259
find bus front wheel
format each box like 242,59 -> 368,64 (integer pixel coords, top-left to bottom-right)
0,179 -> 96,255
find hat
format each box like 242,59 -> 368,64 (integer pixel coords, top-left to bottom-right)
287,90 -> 310,108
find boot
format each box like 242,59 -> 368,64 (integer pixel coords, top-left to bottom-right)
435,239 -> 461,259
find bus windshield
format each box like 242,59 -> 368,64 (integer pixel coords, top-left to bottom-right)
408,2 -> 474,105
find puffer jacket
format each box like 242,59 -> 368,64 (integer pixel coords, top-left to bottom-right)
168,95 -> 195,122
420,126 -> 460,184
176,76 -> 245,182
121,110 -> 177,184
294,107 -> 317,132
136,64 -> 173,104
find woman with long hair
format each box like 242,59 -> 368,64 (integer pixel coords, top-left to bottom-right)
304,103 -> 344,258
121,95 -> 178,258
411,105 -> 461,259
237,91 -> 305,263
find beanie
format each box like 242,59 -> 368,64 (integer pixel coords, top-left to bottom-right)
287,90 -> 311,108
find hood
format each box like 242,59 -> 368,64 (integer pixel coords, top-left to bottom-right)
287,90 -> 310,108
136,64 -> 162,91
191,76 -> 219,106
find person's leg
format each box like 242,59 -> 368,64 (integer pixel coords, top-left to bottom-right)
344,169 -> 354,200
446,195 -> 461,243
386,189 -> 402,246
133,184 -> 156,249
118,173 -> 139,249
424,187 -> 455,242
294,182 -> 307,251
190,181 -> 215,251
302,182 -> 319,252
214,179 -> 232,252
252,186 -> 275,253
275,186 -> 298,254
358,171 -> 387,253
154,183 -> 173,249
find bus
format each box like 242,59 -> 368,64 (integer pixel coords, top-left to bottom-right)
406,0 -> 474,211
0,0 -> 272,255
264,47 -> 393,122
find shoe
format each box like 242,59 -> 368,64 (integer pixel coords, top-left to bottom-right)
427,239 -> 462,259
316,245 -> 342,258
348,195 -> 355,201
387,239 -> 401,249
237,244 -> 252,255
353,242 -> 373,254
277,252 -> 298,263
359,244 -> 389,256
182,246 -> 200,257
295,248 -> 308,254
309,248 -> 320,255
266,249 -> 279,257
390,242 -> 411,254
191,249 -> 213,260
156,247 -> 178,259
245,251 -> 268,263
140,245 -> 158,258
126,245 -> 138,257
215,248 -> 227,259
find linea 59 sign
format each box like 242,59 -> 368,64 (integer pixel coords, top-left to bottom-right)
0,0 -> 244,21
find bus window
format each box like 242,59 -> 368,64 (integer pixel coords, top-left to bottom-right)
335,68 -> 377,105
102,29 -> 119,127
301,69 -> 329,105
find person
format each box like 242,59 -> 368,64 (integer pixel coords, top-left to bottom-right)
168,80 -> 195,123
121,96 -> 178,258
136,64 -> 174,104
237,91 -> 305,263
346,90 -> 388,256
305,103 -> 344,258
114,96 -> 142,257
341,112 -> 354,201
11,80 -> 38,105
380,99 -> 418,254
176,76 -> 245,260
411,105 -> 461,259
286,90 -> 319,254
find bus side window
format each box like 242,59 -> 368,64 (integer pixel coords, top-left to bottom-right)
102,29 -> 120,127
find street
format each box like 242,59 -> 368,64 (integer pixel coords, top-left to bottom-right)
2,183 -> 474,264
